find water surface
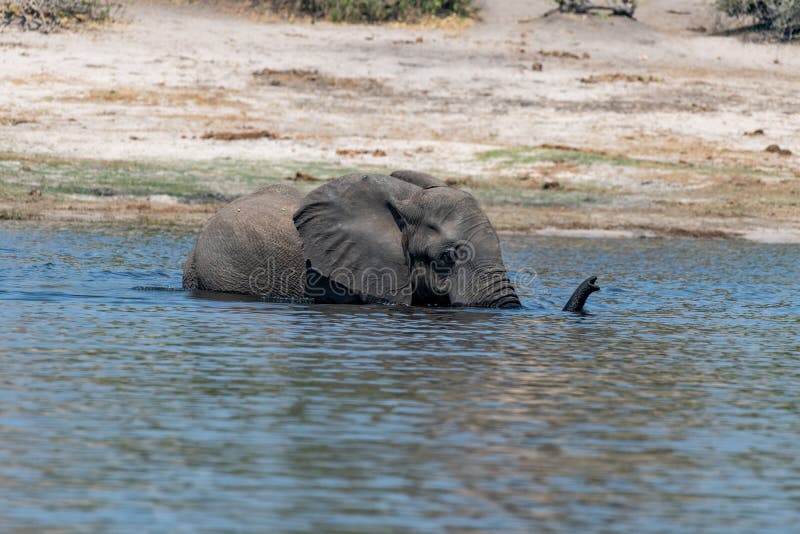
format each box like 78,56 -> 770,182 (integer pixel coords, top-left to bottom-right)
1,222 -> 799,532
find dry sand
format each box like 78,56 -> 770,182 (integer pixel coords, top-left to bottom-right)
1,0 -> 798,241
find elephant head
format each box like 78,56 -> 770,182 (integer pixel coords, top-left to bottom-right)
293,171 -> 521,308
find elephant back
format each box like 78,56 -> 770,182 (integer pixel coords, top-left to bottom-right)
192,184 -> 306,298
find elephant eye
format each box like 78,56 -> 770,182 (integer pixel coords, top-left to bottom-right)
436,242 -> 470,266
431,246 -> 456,271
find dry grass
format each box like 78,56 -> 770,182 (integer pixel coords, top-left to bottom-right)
1,0 -> 123,32
61,86 -> 249,109
0,115 -> 37,126
335,148 -> 387,157
539,49 -> 590,59
200,130 -> 282,141
7,73 -> 73,85
384,13 -> 474,30
0,207 -> 41,220
252,68 -> 385,93
580,73 -> 663,84
717,0 -> 800,41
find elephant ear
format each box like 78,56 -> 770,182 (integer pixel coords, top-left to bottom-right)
390,170 -> 447,189
293,174 -> 418,304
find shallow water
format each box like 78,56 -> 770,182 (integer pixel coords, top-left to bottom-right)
1,221 -> 799,532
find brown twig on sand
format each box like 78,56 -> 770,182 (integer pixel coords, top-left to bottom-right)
335,148 -> 387,157
580,73 -> 661,84
200,130 -> 281,141
539,49 -> 590,59
286,171 -> 325,182
766,144 -> 793,156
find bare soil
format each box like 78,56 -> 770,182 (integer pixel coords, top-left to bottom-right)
1,0 -> 799,241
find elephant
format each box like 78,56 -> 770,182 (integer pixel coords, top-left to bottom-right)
183,170 -> 598,312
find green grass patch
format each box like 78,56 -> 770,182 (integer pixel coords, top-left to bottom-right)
0,152 -> 613,210
463,183 -> 613,208
0,154 -> 367,201
476,145 -> 784,179
0,179 -> 31,200
0,151 -> 695,212
476,146 -> 641,167
491,190 -> 610,207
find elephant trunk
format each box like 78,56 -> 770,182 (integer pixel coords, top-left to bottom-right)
562,276 -> 600,313
450,265 -> 521,308
486,289 -> 521,308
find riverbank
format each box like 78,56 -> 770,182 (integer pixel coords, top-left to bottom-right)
1,0 -> 798,241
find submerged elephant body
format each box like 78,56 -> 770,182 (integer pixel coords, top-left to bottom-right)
184,171 -> 522,308
183,183 -> 306,298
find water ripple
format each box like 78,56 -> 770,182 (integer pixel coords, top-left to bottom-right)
1,221 -> 799,532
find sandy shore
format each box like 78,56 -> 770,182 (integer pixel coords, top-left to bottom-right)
1,0 -> 798,241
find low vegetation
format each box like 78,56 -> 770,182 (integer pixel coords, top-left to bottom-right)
0,153 -> 362,200
1,0 -> 122,32
551,0 -> 636,17
717,0 -> 800,40
261,0 -> 474,22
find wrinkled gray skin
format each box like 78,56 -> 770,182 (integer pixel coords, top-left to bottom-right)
183,170 -> 521,308
183,184 -> 306,299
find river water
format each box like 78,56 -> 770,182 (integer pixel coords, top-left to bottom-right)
1,222 -> 798,532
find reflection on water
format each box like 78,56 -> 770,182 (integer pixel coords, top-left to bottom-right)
1,221 -> 799,532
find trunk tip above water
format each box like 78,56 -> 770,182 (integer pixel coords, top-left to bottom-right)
562,276 -> 600,313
